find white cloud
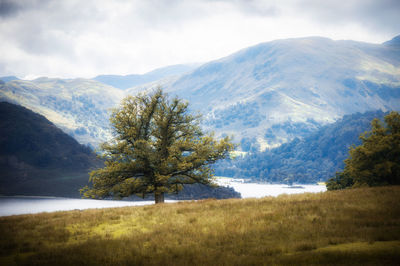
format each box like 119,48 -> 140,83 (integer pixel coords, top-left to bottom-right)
0,0 -> 399,78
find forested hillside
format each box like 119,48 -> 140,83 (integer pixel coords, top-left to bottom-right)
215,110 -> 388,183
0,102 -> 102,197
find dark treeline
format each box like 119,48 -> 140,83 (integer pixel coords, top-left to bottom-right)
214,110 -> 388,183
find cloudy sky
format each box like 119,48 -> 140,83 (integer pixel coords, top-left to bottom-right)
0,0 -> 399,79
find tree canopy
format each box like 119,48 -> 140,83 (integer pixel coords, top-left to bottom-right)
81,89 -> 234,203
327,111 -> 400,190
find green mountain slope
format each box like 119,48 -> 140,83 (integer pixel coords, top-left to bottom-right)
215,110 -> 388,183
0,102 -> 102,197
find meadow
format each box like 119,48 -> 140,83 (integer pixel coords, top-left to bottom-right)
0,186 -> 399,265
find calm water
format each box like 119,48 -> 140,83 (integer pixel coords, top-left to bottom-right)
0,179 -> 326,216
216,178 -> 326,198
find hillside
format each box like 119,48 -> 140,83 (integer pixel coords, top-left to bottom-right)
1,186 -> 399,265
214,110 -> 388,183
0,102 -> 240,199
94,64 -> 198,90
0,78 -> 124,147
129,35 -> 400,150
0,76 -> 19,83
0,102 -> 102,197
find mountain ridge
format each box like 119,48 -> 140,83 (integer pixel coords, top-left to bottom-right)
1,35 -> 399,150
94,64 -> 199,90
383,34 -> 400,47
127,35 -> 400,150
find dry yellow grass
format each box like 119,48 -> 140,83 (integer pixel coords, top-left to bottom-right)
1,186 -> 399,265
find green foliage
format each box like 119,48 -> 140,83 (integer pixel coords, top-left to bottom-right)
326,172 -> 354,190
327,111 -> 400,190
168,183 -> 240,200
81,89 -> 234,202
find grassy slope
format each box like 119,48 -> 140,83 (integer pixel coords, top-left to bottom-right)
0,186 -> 399,265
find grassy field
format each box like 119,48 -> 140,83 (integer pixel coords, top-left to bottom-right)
0,186 -> 399,265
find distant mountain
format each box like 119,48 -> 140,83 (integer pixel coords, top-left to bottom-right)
128,36 -> 400,150
0,78 -> 125,147
0,102 -> 102,197
94,64 -> 198,90
0,76 -> 19,83
214,110 -> 387,183
383,35 -> 400,47
1,36 -> 399,152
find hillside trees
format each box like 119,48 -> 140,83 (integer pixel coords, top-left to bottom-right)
327,111 -> 400,190
81,89 -> 234,203
213,111 -> 386,183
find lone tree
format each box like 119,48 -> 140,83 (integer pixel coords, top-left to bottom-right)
81,89 -> 234,203
327,111 -> 400,190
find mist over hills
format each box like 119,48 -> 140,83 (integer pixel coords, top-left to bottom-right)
1,35 -> 399,151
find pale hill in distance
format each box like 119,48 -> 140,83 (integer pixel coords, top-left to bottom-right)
0,65 -> 198,147
0,76 -> 19,83
0,77 -> 124,147
128,35 -> 400,150
94,64 -> 198,90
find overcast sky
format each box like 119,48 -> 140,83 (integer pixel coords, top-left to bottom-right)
0,0 -> 399,79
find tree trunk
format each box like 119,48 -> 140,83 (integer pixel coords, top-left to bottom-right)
155,192 -> 165,204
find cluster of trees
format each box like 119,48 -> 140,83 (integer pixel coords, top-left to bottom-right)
82,89 -> 234,203
326,111 -> 400,190
214,111 -> 387,184
206,101 -> 263,129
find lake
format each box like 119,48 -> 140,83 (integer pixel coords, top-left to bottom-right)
216,177 -> 326,198
0,179 -> 326,217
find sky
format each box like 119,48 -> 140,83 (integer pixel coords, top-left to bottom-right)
0,0 -> 399,79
